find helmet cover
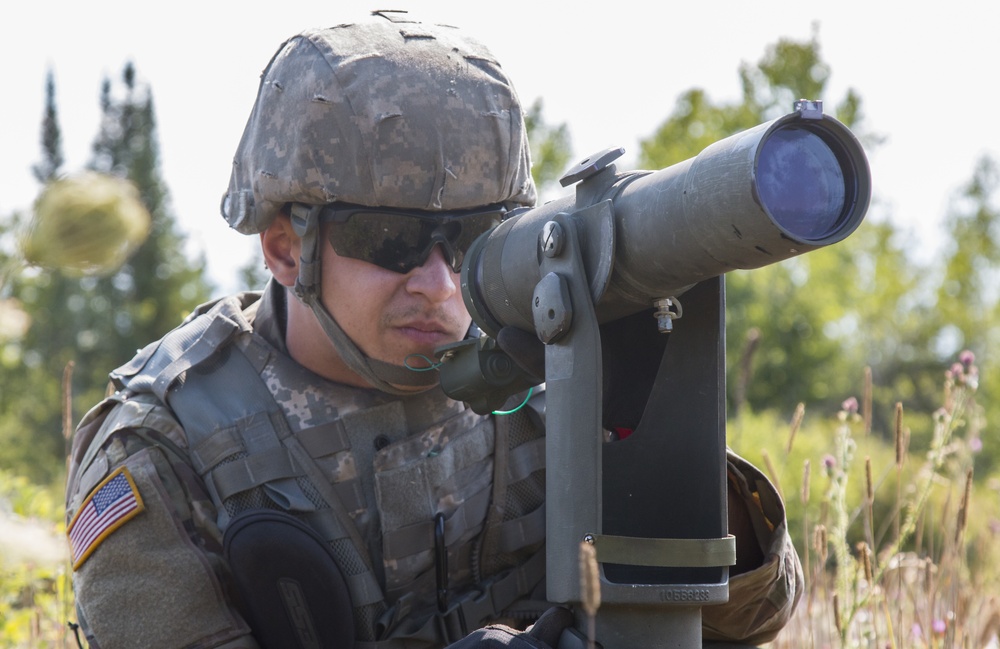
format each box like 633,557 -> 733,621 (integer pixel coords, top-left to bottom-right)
222,10 -> 536,234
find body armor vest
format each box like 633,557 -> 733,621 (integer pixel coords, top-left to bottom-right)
107,292 -> 548,647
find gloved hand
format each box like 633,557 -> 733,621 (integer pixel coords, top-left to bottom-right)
443,606 -> 575,648
496,326 -> 546,382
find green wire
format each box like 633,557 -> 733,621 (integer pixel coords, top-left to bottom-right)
404,353 -> 533,416
404,354 -> 443,371
492,387 -> 533,415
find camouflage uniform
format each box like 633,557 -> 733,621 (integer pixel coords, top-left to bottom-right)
66,281 -> 549,648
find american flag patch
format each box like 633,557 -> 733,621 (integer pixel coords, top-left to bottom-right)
68,467 -> 144,570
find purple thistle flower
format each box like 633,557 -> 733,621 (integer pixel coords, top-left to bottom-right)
841,396 -> 859,414
959,349 -> 975,367
932,618 -> 947,634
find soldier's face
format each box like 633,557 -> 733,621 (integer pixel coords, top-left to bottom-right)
319,234 -> 472,375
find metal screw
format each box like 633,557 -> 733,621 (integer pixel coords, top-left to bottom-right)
541,221 -> 564,258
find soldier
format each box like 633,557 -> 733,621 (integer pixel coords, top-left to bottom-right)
65,10 -> 801,649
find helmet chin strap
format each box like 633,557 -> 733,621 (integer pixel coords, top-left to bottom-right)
290,205 -> 440,395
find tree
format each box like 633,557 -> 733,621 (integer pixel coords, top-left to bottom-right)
0,63 -> 211,484
525,98 -> 573,197
634,28 -> 1000,474
638,29 -> 879,416
0,68 -> 72,481
31,70 -> 64,184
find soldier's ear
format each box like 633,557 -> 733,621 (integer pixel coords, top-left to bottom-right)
260,212 -> 300,288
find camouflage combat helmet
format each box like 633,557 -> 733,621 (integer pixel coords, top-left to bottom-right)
221,9 -> 536,234
221,11 -> 535,395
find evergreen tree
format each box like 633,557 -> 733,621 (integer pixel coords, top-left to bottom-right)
85,62 -> 212,361
0,63 -> 211,484
32,70 -> 64,184
0,68 -> 72,481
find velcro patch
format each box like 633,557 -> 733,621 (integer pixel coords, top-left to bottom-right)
68,467 -> 145,570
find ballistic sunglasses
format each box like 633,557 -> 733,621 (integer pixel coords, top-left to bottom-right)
318,203 -> 506,274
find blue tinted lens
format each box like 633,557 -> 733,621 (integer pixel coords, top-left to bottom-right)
757,127 -> 847,240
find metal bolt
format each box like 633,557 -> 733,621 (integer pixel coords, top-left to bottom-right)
653,297 -> 683,333
541,221 -> 564,258
583,533 -> 595,545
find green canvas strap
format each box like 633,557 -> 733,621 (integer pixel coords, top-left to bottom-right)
593,533 -> 736,568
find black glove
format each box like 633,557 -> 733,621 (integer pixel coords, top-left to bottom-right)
496,326 -> 546,382
443,607 -> 575,649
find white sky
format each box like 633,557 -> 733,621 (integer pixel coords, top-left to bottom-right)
2,1 -> 998,295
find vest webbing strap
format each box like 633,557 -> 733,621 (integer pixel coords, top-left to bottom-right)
381,485 -> 492,560
364,548 -> 546,648
495,504 -> 546,554
153,315 -> 243,403
297,419 -> 352,457
190,426 -> 243,472
211,447 -> 301,501
506,437 -> 545,483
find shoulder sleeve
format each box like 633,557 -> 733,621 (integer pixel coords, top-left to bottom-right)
66,396 -> 258,649
700,449 -> 804,646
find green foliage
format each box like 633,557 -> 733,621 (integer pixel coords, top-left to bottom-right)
524,98 -> 573,195
0,62 -> 211,484
635,28 -> 1000,478
237,246 -> 269,292
0,471 -> 71,649
739,25 -> 829,121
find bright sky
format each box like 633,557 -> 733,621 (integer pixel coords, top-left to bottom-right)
2,1 -> 998,295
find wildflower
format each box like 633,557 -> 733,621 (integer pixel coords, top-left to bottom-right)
912,622 -> 923,640
19,171 -> 151,276
822,454 -> 836,477
959,349 -> 975,367
969,436 -> 983,453
841,397 -> 859,414
932,618 -> 946,635
947,351 -> 980,390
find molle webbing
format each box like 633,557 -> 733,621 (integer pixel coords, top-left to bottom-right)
114,298 -> 387,633
166,343 -> 386,613
111,296 -> 551,646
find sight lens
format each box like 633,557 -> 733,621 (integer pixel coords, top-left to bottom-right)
756,126 -> 848,240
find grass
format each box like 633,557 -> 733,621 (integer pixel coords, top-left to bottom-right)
737,353 -> 1000,648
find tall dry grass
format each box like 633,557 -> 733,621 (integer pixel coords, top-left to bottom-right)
761,352 -> 1000,649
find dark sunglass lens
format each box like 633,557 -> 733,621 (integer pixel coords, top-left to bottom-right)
452,213 -> 501,251
326,207 -> 502,274
329,212 -> 427,272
